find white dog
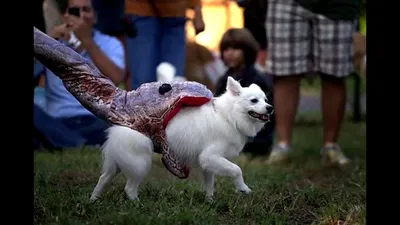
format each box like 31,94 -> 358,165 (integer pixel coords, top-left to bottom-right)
90,65 -> 273,202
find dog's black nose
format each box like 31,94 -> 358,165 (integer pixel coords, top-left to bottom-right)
266,105 -> 274,114
159,83 -> 172,95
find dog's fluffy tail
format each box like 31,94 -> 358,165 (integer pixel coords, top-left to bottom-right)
156,62 -> 187,82
100,126 -> 154,178
100,132 -> 119,175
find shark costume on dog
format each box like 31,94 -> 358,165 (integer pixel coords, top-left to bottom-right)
33,27 -> 213,179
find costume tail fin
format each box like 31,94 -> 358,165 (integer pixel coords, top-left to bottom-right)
33,27 -> 119,122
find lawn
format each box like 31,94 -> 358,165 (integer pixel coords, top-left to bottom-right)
34,118 -> 366,225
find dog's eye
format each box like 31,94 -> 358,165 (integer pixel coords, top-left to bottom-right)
251,99 -> 258,103
264,98 -> 268,103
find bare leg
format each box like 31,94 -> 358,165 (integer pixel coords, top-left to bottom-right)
273,75 -> 302,146
321,74 -> 346,146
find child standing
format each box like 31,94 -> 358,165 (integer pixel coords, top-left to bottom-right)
215,28 -> 275,162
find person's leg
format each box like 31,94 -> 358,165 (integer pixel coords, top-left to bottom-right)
159,17 -> 187,77
273,76 -> 301,146
321,75 -> 346,146
125,15 -> 160,89
265,0 -> 311,163
33,104 -> 86,148
314,15 -> 355,166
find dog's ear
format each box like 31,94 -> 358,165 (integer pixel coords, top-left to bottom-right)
226,76 -> 242,96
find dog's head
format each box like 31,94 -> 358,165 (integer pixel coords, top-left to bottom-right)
225,77 -> 274,124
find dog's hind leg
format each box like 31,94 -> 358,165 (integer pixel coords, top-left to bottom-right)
90,159 -> 120,201
90,127 -> 124,201
92,126 -> 153,201
114,129 -> 153,201
120,154 -> 152,200
124,178 -> 141,200
120,147 -> 152,200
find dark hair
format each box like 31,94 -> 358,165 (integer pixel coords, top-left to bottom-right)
219,28 -> 260,66
56,0 -> 94,13
55,0 -> 68,13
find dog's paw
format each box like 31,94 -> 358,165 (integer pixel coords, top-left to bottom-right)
126,194 -> 139,201
89,195 -> 99,202
127,196 -> 139,201
205,195 -> 214,203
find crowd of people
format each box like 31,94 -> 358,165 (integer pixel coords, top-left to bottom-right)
33,0 -> 364,168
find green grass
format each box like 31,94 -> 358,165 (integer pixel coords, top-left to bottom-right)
34,120 -> 366,225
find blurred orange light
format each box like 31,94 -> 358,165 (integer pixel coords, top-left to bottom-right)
186,0 -> 243,52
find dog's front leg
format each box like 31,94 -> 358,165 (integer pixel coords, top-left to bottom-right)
202,170 -> 215,201
199,153 -> 251,194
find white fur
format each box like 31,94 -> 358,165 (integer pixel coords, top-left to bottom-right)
90,64 -> 272,202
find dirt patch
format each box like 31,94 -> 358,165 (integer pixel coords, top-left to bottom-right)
55,170 -> 98,188
294,167 -> 347,189
287,204 -> 318,224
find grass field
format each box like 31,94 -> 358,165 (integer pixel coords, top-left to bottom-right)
34,118 -> 366,225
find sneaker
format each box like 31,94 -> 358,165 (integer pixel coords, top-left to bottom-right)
321,144 -> 350,167
266,144 -> 291,164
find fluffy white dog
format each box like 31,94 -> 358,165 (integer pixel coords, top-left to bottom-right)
90,64 -> 273,202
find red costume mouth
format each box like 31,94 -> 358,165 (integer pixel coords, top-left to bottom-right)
163,96 -> 212,128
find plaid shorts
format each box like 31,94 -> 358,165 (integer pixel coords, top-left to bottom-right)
266,0 -> 356,77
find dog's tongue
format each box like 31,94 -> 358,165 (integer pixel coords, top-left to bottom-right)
260,114 -> 269,121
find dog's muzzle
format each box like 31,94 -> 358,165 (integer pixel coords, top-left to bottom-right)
248,111 -> 270,122
248,105 -> 274,122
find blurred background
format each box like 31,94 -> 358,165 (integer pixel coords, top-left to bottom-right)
34,0 -> 366,124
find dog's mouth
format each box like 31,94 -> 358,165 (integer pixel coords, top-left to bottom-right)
248,111 -> 270,122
